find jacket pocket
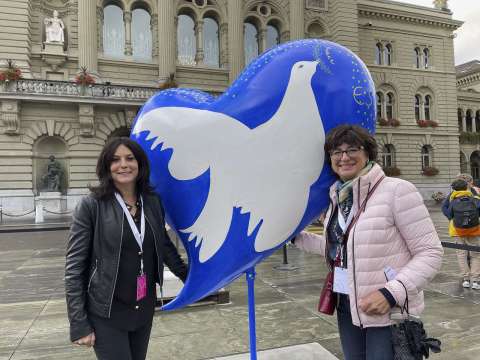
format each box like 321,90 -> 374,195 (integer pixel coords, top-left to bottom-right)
87,259 -> 98,293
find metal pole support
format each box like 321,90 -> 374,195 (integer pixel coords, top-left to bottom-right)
246,267 -> 257,360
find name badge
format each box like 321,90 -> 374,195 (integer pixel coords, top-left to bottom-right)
136,274 -> 147,301
384,266 -> 397,281
333,267 -> 349,295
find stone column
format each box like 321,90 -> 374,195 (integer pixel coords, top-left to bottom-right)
78,0 -> 98,73
158,0 -> 176,83
195,20 -> 204,65
228,0 -> 244,83
289,0 -> 305,40
219,22 -> 228,67
462,114 -> 466,132
97,6 -> 104,53
124,11 -> 133,56
258,28 -> 268,53
473,116 -> 477,133
151,14 -> 158,59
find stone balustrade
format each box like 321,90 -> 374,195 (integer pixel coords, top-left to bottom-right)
0,79 -> 157,101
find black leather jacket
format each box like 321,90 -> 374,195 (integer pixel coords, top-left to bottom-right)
65,193 -> 188,342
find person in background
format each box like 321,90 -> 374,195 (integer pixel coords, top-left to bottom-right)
65,137 -> 188,360
294,125 -> 443,360
442,179 -> 480,289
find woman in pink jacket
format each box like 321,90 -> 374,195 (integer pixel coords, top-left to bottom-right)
295,125 -> 443,360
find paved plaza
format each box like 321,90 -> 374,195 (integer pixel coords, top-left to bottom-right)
1,205 -> 480,360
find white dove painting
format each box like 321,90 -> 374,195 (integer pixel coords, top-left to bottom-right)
131,39 -> 376,310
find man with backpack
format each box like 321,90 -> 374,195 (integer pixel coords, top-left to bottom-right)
442,179 -> 480,289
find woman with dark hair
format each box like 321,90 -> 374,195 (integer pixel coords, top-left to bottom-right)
294,125 -> 443,360
65,137 -> 188,360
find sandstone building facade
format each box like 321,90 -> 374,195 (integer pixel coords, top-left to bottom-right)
0,0 -> 475,213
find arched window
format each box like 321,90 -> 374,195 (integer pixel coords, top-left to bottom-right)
375,43 -> 383,65
421,145 -> 432,169
415,95 -> 421,121
424,95 -> 431,120
458,108 -> 463,131
203,17 -> 219,68
386,93 -> 394,120
376,92 -> 383,121
307,22 -> 324,39
414,47 -> 421,69
466,110 -> 473,132
266,24 -> 279,50
177,14 -> 196,65
382,144 -> 395,168
132,8 -> 152,59
244,22 -> 259,65
103,4 -> 125,58
384,44 -> 392,66
471,151 -> 480,180
460,152 -> 468,174
476,110 -> 480,133
423,48 -> 429,69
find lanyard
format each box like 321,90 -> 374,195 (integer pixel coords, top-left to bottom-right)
114,192 -> 145,273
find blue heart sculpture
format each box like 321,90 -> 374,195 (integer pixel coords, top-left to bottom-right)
131,39 -> 376,310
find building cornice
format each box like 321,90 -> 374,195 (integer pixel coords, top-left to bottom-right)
358,3 -> 463,30
457,73 -> 480,88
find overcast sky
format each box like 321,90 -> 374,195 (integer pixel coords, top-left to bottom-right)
393,0 -> 480,65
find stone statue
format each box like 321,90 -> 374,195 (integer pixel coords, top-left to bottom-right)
433,0 -> 449,11
44,10 -> 65,43
42,155 -> 63,192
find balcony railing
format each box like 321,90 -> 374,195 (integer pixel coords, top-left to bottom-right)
0,79 -> 157,100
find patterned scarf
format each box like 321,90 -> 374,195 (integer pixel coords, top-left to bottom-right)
336,161 -> 375,220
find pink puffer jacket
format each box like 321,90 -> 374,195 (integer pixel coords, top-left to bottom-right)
295,164 -> 443,328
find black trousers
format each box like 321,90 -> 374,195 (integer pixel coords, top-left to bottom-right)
90,315 -> 153,360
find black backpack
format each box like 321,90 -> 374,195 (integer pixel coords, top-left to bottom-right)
451,196 -> 479,229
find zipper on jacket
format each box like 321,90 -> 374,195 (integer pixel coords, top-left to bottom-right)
87,259 -> 98,293
108,213 -> 124,317
351,223 -> 363,328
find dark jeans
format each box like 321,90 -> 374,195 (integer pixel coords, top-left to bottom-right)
90,315 -> 153,360
337,294 -> 393,360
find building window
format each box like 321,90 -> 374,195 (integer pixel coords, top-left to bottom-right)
414,47 -> 421,69
306,0 -> 327,10
386,93 -> 394,120
244,22 -> 259,65
266,24 -> 279,50
177,14 -> 196,65
375,43 -> 383,65
421,145 -> 432,169
132,8 -> 152,60
384,44 -> 392,66
103,4 -> 125,58
203,17 -> 220,67
476,110 -> 480,133
466,110 -> 473,132
382,144 -> 395,168
424,95 -> 431,120
458,108 -> 463,131
376,92 -> 383,121
415,94 -> 421,121
423,48 -> 429,69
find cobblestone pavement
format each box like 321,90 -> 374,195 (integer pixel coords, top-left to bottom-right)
1,205 -> 479,360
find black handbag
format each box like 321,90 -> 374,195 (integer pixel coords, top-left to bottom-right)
391,281 -> 442,360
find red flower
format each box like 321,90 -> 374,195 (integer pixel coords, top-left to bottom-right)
74,67 -> 96,85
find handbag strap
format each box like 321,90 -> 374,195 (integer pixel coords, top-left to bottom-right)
344,175 -> 385,239
397,279 -> 410,315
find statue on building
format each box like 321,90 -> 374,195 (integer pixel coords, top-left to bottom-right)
44,10 -> 65,43
42,155 -> 63,192
433,0 -> 449,11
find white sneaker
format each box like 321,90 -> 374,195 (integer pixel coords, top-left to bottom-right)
472,282 -> 480,290
462,280 -> 470,288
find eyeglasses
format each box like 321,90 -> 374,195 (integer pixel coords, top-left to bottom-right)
329,146 -> 364,160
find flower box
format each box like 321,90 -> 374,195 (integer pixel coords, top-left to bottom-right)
74,66 -> 95,86
417,119 -> 438,128
158,73 -> 177,90
422,166 -> 439,176
378,118 -> 400,127
383,166 -> 401,177
0,59 -> 22,83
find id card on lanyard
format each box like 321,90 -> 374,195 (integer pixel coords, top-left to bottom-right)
333,207 -> 353,295
115,193 -> 147,301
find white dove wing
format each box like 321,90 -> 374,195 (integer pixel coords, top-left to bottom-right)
133,106 -> 253,263
133,107 -> 248,180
